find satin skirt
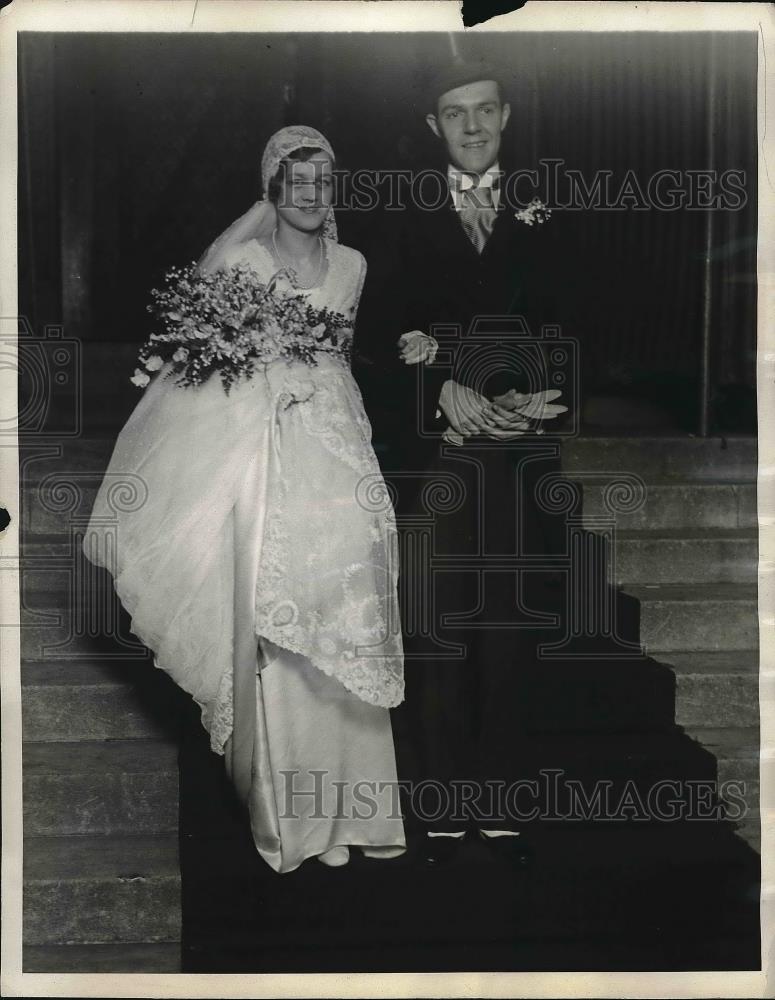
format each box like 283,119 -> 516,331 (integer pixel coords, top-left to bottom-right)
234,638 -> 406,874
83,356 -> 403,756
84,358 -> 406,872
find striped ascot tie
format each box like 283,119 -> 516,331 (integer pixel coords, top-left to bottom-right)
459,183 -> 498,254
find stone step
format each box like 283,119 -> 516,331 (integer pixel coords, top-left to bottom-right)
19,559 -> 128,616
18,570 -> 147,660
493,726 -> 718,782
18,527 -> 759,594
21,434 -> 757,489
662,653 -> 760,728
20,615 -> 146,662
609,529 -> 757,585
22,661 -> 181,742
24,740 -> 178,836
732,809 -> 761,853
505,656 -> 677,733
435,727 -> 726,824
684,726 -> 760,817
626,584 -> 758,653
18,441 -> 113,538
180,819 -> 760,970
696,727 -> 760,785
20,438 -> 115,481
25,477 -> 760,541
561,435 -> 756,483
23,942 -> 181,973
579,481 -> 757,531
24,834 -> 181,946
23,481 -> 101,536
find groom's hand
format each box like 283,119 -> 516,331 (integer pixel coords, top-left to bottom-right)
478,389 -> 567,440
438,380 -> 492,437
490,388 -> 567,422
479,408 -> 531,440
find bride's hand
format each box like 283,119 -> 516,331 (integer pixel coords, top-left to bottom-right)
398,330 -> 438,365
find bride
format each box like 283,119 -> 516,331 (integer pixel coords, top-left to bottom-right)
83,125 -> 406,872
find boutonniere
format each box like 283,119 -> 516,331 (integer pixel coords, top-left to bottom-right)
515,199 -> 552,227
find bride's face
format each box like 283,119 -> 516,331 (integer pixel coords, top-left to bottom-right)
276,153 -> 334,234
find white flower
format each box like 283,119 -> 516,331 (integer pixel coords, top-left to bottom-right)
278,375 -> 316,409
130,368 -> 151,388
515,198 -> 552,226
262,319 -> 283,343
398,330 -> 438,365
142,261 -> 352,392
318,636 -> 337,656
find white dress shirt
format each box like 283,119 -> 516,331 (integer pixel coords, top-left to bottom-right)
447,162 -> 502,212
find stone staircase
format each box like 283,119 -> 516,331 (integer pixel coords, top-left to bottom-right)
564,435 -> 760,851
18,433 -> 760,972
20,439 -> 183,972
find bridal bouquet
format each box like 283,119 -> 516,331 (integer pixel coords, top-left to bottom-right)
132,263 -> 353,393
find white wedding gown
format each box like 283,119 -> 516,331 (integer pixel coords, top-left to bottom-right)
83,238 -> 406,872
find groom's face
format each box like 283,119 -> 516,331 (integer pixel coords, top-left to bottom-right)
426,79 -> 510,176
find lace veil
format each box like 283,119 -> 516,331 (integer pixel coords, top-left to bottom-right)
197,125 -> 338,273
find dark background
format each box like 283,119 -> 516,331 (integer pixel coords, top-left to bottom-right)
19,31 -> 757,432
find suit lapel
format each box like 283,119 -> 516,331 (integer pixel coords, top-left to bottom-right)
482,203 -> 521,260
414,192 -> 535,270
415,196 -> 481,264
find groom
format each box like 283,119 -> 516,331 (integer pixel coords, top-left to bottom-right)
354,59 -> 569,866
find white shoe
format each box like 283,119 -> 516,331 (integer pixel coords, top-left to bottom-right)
360,845 -> 407,860
316,846 -> 350,867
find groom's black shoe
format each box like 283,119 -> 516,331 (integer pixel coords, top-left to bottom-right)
423,832 -> 465,867
478,830 -> 534,869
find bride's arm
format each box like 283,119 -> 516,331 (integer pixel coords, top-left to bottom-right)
196,199 -> 277,275
352,219 -> 404,373
352,253 -> 367,319
395,219 -> 450,434
353,214 -> 448,437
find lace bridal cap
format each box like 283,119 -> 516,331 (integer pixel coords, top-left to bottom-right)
197,125 -> 338,273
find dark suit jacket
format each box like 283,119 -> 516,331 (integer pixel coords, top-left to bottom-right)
354,186 -> 568,475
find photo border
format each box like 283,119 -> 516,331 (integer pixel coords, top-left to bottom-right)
1,2 -> 772,997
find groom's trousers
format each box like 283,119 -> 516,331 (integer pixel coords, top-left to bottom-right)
393,435 -> 565,834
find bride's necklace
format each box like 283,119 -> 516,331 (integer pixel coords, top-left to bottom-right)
271,228 -> 326,290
